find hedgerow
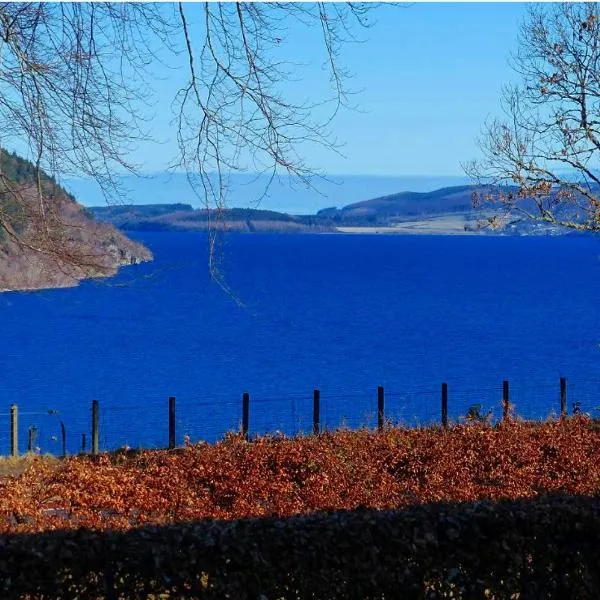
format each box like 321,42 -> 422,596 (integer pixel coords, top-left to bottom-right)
1,496 -> 600,598
1,417 -> 599,532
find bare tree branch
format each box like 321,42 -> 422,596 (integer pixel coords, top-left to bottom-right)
0,2 -> 381,287
465,3 -> 600,232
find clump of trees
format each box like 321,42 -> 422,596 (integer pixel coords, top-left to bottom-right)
466,3 -> 600,233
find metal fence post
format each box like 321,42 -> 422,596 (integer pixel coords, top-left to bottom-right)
61,422 -> 67,457
560,377 -> 567,417
242,392 -> 249,440
502,380 -> 510,421
10,404 -> 18,457
441,383 -> 448,429
377,386 -> 385,432
168,396 -> 176,449
91,400 -> 99,455
27,426 -> 36,453
313,389 -> 320,435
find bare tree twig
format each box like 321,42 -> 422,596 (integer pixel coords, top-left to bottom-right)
466,3 -> 600,233
0,2 -> 381,288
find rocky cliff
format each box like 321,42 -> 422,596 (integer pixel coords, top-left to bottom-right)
0,150 -> 152,292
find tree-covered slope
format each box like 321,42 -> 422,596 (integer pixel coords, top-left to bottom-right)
0,150 -> 152,292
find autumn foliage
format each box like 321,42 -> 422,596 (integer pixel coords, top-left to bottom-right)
1,417 -> 599,534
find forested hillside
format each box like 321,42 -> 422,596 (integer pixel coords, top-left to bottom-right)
90,184 -> 571,235
0,149 -> 152,292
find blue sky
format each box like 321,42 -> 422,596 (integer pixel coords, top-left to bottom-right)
65,2 -> 530,211
139,2 -> 528,177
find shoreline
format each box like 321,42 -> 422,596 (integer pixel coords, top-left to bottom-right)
126,226 -> 571,237
0,256 -> 152,294
334,226 -> 480,235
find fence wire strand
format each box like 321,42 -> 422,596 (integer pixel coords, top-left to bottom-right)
2,378 -> 599,455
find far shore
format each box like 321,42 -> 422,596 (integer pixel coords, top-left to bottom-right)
335,212 -> 497,235
335,226 -> 479,235
335,214 -> 479,235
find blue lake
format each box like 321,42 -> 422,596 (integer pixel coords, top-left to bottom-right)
2,232 -> 600,453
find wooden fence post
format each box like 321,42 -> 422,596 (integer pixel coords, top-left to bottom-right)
441,383 -> 448,429
81,433 -> 86,454
242,392 -> 249,441
313,389 -> 320,435
377,386 -> 385,432
168,396 -> 176,449
560,377 -> 567,417
91,400 -> 99,456
61,422 -> 67,457
502,380 -> 510,421
10,404 -> 17,457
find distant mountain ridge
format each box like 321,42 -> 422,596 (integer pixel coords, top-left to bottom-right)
317,185 -> 479,224
90,203 -> 334,233
88,183 -> 580,236
86,185 -> 498,233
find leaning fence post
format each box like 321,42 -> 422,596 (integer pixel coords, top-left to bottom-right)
242,392 -> 249,441
560,377 -> 567,417
10,404 -> 18,457
168,396 -> 176,449
91,400 -> 99,455
502,380 -> 510,421
441,383 -> 448,429
377,386 -> 385,432
313,389 -> 320,435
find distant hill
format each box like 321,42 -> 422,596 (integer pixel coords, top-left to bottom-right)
89,185 -> 502,233
317,186 -> 478,225
89,183 -> 581,236
89,204 -> 335,233
66,172 -> 474,214
0,149 -> 152,292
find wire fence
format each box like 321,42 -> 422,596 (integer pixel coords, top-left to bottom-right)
2,377 -> 600,457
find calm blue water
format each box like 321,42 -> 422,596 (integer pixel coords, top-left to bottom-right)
2,232 -> 600,453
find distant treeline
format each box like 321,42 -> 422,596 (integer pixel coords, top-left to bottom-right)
88,182 -> 594,234
89,202 -> 335,232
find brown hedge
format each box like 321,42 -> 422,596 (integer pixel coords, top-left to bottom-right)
2,418 -> 600,533
1,495 -> 599,599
